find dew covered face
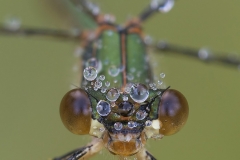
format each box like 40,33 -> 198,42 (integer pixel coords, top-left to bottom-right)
59,83 -> 189,156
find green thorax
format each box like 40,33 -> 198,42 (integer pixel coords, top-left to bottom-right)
82,28 -> 153,88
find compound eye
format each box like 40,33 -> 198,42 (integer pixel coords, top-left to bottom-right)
60,88 -> 92,135
158,89 -> 189,136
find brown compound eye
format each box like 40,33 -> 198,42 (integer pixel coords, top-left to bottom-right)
60,88 -> 92,135
158,89 -> 189,136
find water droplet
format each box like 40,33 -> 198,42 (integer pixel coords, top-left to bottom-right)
160,73 -> 165,78
145,120 -> 152,126
130,67 -> 136,73
130,83 -> 149,103
127,74 -> 134,81
151,83 -> 157,89
119,65 -> 125,72
105,81 -> 110,87
106,88 -> 120,102
137,71 -> 142,77
118,101 -> 133,117
4,17 -> 21,31
83,67 -> 97,81
152,86 -> 157,90
146,107 -> 150,112
124,85 -> 132,94
86,58 -> 102,73
128,121 -> 136,128
157,91 -> 162,95
149,83 -> 153,88
85,1 -> 100,15
144,35 -> 153,45
107,30 -> 113,36
97,43 -> 102,49
158,80 -> 163,85
99,75 -> 105,81
104,59 -> 109,65
104,14 -> 115,23
101,87 -> 107,93
92,5 -> 100,15
82,80 -> 88,86
108,65 -> 120,77
96,100 -> 111,116
114,122 -> 123,130
95,80 -> 102,88
151,0 -> 175,13
122,95 -> 128,101
198,48 -> 211,61
136,110 -> 147,120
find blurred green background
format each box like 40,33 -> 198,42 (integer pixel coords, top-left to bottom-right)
0,0 -> 240,160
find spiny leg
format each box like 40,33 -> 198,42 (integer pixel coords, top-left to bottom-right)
136,148 -> 157,160
0,23 -> 81,40
155,41 -> 240,69
53,138 -> 104,160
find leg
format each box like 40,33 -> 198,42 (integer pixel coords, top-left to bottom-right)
53,138 -> 104,160
136,148 -> 157,160
0,24 -> 81,40
155,41 -> 240,68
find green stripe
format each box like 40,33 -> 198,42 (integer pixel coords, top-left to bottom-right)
97,30 -> 122,88
126,34 -> 152,84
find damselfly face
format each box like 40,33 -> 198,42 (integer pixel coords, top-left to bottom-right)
60,86 -> 188,156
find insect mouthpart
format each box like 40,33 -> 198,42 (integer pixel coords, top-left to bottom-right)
102,130 -> 145,156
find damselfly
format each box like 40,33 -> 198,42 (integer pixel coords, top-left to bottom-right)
0,0 -> 239,160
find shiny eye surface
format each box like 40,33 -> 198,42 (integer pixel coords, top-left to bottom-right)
158,89 -> 189,136
60,88 -> 92,135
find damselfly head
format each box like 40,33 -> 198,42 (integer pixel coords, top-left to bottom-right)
60,81 -> 188,156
